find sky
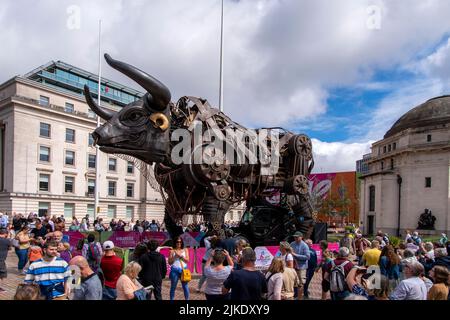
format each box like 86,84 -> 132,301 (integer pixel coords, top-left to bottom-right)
1,0 -> 450,173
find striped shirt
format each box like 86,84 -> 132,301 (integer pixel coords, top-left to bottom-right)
25,257 -> 70,299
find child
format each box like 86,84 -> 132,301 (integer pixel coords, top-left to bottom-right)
58,242 -> 72,263
28,245 -> 43,264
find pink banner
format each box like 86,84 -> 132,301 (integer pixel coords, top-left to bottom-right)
141,231 -> 170,245
195,247 -> 207,274
107,231 -> 141,248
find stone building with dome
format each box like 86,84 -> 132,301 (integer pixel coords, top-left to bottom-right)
358,95 -> 450,237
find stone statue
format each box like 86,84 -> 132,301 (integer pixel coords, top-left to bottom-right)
417,208 -> 436,230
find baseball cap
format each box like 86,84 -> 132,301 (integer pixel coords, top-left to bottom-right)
103,241 -> 115,250
293,231 -> 303,238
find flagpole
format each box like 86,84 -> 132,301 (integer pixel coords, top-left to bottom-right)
219,0 -> 224,112
94,19 -> 102,222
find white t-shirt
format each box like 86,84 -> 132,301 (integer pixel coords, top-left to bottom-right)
275,251 -> 294,266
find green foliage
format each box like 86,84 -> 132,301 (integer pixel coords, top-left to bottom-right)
389,236 -> 401,247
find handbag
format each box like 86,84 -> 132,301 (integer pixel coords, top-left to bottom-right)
180,260 -> 191,283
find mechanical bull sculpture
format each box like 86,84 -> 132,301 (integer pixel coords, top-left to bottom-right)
85,54 -> 316,242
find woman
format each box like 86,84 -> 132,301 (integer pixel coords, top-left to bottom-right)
346,267 -> 390,300
378,245 -> 400,290
116,261 -> 144,300
233,239 -> 248,270
265,257 -> 284,300
275,241 -> 294,268
69,217 -> 79,231
79,218 -> 89,232
319,240 -> 333,300
168,236 -> 190,300
203,249 -> 234,301
428,265 -> 449,300
15,224 -> 31,274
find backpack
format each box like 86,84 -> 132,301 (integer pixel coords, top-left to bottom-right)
87,243 -> 100,262
329,260 -> 350,293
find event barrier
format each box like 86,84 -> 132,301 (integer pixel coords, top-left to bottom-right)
63,231 -> 339,275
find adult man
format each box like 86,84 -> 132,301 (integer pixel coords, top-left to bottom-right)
0,213 -> 8,229
222,248 -> 267,300
138,240 -> 167,300
290,231 -> 310,299
0,228 -> 11,292
69,256 -> 103,300
324,247 -> 354,300
25,241 -> 71,300
362,240 -> 381,267
303,239 -> 318,299
149,220 -> 159,232
389,261 -> 427,300
30,219 -> 47,244
100,240 -> 123,300
355,233 -> 371,266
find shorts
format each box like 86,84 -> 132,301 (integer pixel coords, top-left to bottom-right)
296,269 -> 307,288
0,261 -> 7,279
321,279 -> 330,292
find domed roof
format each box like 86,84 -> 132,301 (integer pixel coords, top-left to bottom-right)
384,95 -> 450,139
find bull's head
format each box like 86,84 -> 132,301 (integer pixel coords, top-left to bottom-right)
85,54 -> 172,164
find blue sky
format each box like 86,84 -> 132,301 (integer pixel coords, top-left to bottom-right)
1,0 -> 450,172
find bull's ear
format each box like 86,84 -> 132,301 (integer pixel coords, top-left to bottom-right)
104,54 -> 171,111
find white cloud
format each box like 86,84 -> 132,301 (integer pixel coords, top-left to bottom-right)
311,139 -> 373,173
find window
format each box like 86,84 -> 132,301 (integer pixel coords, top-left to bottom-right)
427,134 -> 432,142
388,144 -> 391,152
369,186 -> 375,212
390,158 -> 394,170
87,204 -> 95,217
66,128 -> 75,143
88,108 -> 96,119
107,205 -> 116,218
65,102 -> 74,113
39,174 -> 50,192
88,134 -> 94,147
88,154 -> 96,169
40,123 -> 51,138
39,146 -> 50,162
108,181 -> 116,196
64,203 -> 75,218
65,150 -> 75,166
383,146 -> 386,153
381,161 -> 384,170
393,142 -> 397,150
126,206 -> 134,219
127,161 -> 134,174
425,177 -> 432,188
87,179 -> 95,195
108,158 -> 117,171
65,176 -> 74,193
127,183 -> 134,198
38,202 -> 50,217
39,95 -> 49,106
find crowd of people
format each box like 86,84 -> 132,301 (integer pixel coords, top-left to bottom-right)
0,209 -> 449,300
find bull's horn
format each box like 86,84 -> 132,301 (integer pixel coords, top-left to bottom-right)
104,53 -> 171,110
83,85 -> 114,120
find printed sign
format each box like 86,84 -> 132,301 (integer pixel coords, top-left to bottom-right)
255,246 -> 275,270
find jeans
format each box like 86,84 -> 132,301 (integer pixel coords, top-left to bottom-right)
169,267 -> 189,301
102,286 -> 117,300
15,248 -> 29,271
197,262 -> 207,291
303,268 -> 315,297
146,281 -> 162,300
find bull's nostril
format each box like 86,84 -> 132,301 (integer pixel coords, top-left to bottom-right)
91,132 -> 100,146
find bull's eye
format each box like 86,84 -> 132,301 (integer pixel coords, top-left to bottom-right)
128,112 -> 142,121
121,108 -> 147,127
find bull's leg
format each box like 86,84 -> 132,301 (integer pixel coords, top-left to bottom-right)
163,207 -> 182,239
202,194 -> 231,239
289,194 -> 315,239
